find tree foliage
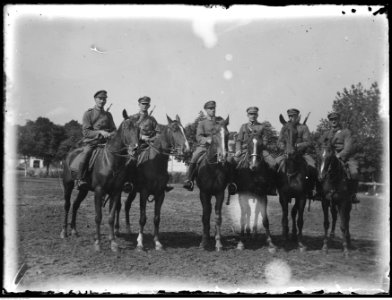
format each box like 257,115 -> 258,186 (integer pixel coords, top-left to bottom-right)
314,82 -> 383,181
56,120 -> 83,160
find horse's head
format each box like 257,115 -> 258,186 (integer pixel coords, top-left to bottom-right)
166,114 -> 190,158
209,116 -> 230,165
279,115 -> 298,156
121,109 -> 140,159
247,129 -> 265,171
318,144 -> 342,182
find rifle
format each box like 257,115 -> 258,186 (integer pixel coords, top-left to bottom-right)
106,103 -> 113,112
149,105 -> 156,116
303,112 -> 311,125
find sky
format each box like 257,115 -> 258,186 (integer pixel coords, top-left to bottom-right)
5,4 -> 389,134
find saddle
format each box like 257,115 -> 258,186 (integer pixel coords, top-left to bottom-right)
69,145 -> 105,176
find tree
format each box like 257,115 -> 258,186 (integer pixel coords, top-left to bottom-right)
17,117 -> 66,174
56,120 -> 83,161
313,82 -> 383,181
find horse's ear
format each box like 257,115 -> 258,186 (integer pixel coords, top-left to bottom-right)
175,114 -> 181,124
225,115 -> 230,126
123,109 -> 129,120
279,114 -> 286,125
166,114 -> 173,124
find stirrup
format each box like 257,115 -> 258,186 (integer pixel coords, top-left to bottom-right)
183,180 -> 194,191
165,185 -> 174,192
77,180 -> 88,190
123,182 -> 133,193
228,183 -> 237,195
351,194 -> 360,204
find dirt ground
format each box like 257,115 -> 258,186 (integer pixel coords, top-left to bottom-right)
5,177 -> 390,294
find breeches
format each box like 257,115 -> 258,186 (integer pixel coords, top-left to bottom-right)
190,147 -> 207,164
346,158 -> 359,180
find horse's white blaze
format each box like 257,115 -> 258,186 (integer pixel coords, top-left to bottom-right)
252,138 -> 257,166
320,149 -> 326,174
221,127 -> 226,157
179,125 -> 190,151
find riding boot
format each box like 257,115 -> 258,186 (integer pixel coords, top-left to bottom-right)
183,163 -> 196,191
349,179 -> 360,204
226,161 -> 237,195
77,152 -> 91,190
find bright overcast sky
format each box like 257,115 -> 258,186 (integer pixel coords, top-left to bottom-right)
4,4 -> 389,133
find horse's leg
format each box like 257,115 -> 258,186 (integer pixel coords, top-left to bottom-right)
330,203 -> 338,239
93,187 -> 104,251
279,192 -> 289,242
237,194 -> 247,250
252,197 -> 261,238
321,199 -> 330,253
137,189 -> 148,251
108,191 -> 122,252
60,181 -> 74,238
296,195 -> 307,252
214,191 -> 225,252
124,188 -> 137,236
259,195 -> 276,253
153,192 -> 165,251
199,190 -> 212,250
339,199 -> 352,257
291,201 -> 298,241
70,188 -> 89,237
114,197 -> 122,237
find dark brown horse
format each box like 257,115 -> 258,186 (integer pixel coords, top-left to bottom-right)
277,116 -> 308,251
120,113 -> 190,251
235,132 -> 277,253
60,112 -> 139,252
196,116 -> 230,251
318,144 -> 352,257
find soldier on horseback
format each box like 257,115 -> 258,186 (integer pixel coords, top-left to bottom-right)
275,108 -> 318,199
77,90 -> 116,190
127,96 -> 173,192
319,112 -> 360,203
229,106 -> 277,195
183,100 -> 237,193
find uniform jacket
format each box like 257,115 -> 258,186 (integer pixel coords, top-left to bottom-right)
235,121 -> 268,153
320,126 -> 354,161
82,106 -> 116,143
278,122 -> 311,152
196,116 -> 224,147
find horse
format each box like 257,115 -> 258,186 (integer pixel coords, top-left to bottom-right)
235,131 -> 277,253
196,116 -> 230,251
119,113 -> 190,251
276,116 -> 308,251
60,111 -> 139,252
318,143 -> 352,257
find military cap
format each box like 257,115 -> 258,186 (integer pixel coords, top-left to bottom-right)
94,90 -> 107,98
327,112 -> 340,120
138,96 -> 151,104
204,100 -> 216,109
287,108 -> 300,116
246,106 -> 259,114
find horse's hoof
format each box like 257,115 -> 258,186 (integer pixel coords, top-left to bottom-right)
237,242 -> 245,250
71,229 -> 79,237
111,241 -> 119,252
299,246 -> 307,253
60,230 -> 67,239
343,250 -> 349,258
94,241 -> 101,252
199,243 -> 207,250
136,246 -> 145,252
155,243 -> 164,251
216,246 -> 223,252
322,247 -> 328,254
268,247 -> 277,254
114,229 -> 120,237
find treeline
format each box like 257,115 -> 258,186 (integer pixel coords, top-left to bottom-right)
16,82 -> 383,181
